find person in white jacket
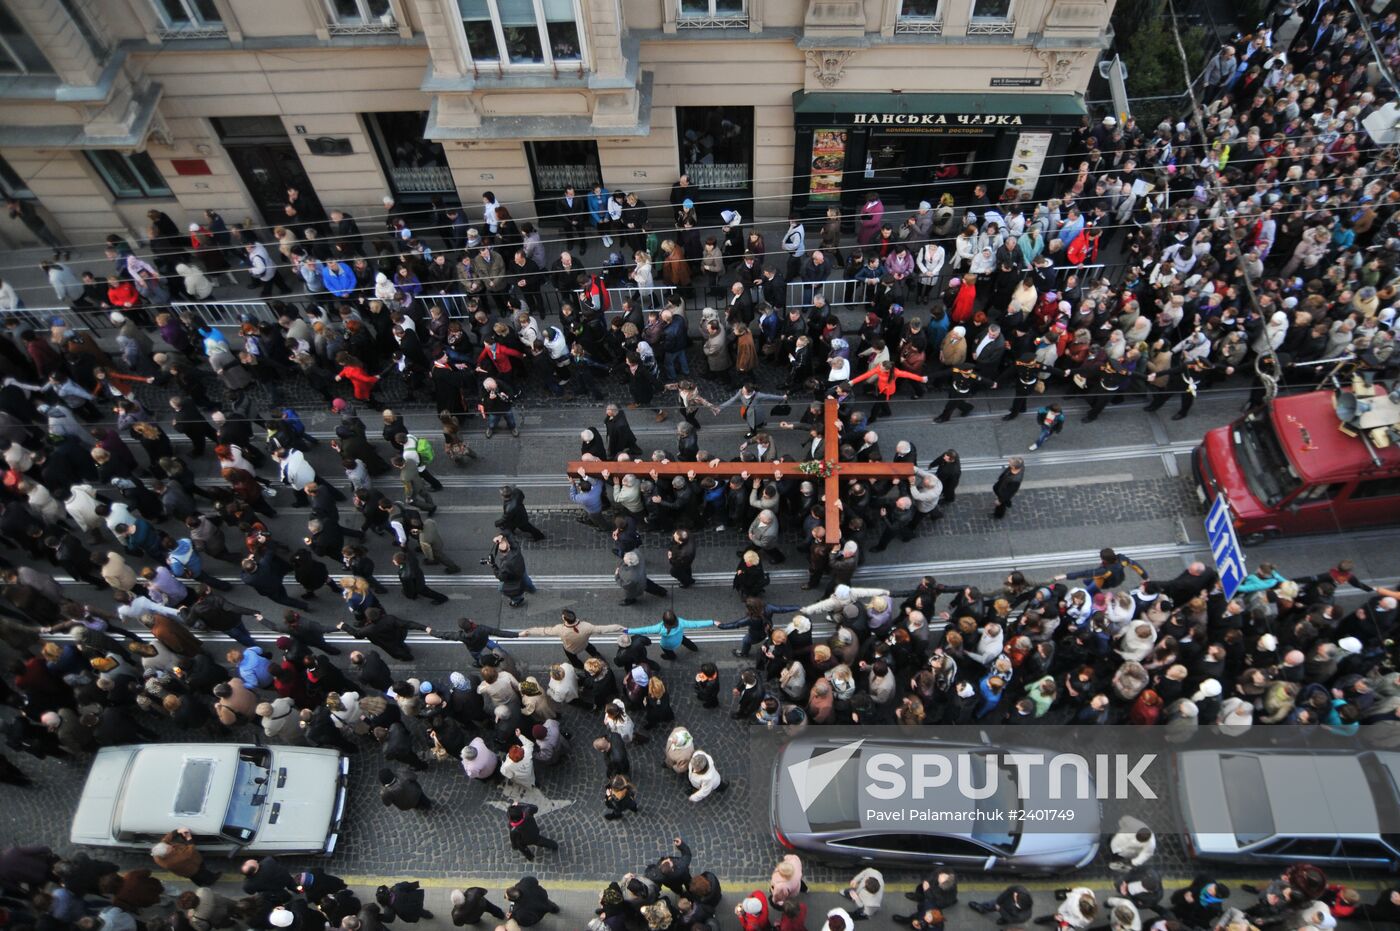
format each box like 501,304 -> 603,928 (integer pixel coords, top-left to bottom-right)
65,483 -> 106,538
844,868 -> 884,919
915,241 -> 945,304
257,697 -> 299,740
500,732 -> 536,789
328,692 -> 360,732
801,584 -> 889,621
1109,815 -> 1156,870
177,263 -> 214,300
1104,897 -> 1142,931
1115,623 -> 1157,663
1042,887 -> 1096,930
546,663 -> 579,705
687,750 -> 725,802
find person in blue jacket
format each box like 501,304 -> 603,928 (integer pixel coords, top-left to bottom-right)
627,609 -> 716,660
588,181 -> 611,239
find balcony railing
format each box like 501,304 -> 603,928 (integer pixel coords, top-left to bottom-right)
894,17 -> 944,33
676,15 -> 750,27
328,18 -> 400,35
155,23 -> 229,39
386,165 -> 455,194
966,18 -> 1015,34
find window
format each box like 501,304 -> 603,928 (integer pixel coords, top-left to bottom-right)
1291,482 -> 1344,503
456,0 -> 584,68
1337,839 -> 1393,861
325,0 -> 397,33
968,0 -> 1014,33
0,6 -> 52,74
151,0 -> 227,38
1353,476 -> 1400,499
87,151 -> 172,199
895,0 -> 943,33
1278,838 -> 1339,858
1233,411 -> 1302,507
677,106 -> 754,190
526,140 -> 601,194
366,112 -> 454,195
677,0 -> 748,27
1219,755 -> 1275,846
0,155 -> 32,199
833,833 -> 989,859
792,746 -> 860,832
173,758 -> 217,815
56,0 -> 109,61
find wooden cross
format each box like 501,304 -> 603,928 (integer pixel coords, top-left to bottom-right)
565,397 -> 915,541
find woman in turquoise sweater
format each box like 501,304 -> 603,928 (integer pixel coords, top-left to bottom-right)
628,610 -> 717,660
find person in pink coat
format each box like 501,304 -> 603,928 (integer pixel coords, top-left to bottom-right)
857,193 -> 884,245
769,853 -> 804,907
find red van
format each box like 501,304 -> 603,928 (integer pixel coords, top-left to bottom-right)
1192,382 -> 1400,542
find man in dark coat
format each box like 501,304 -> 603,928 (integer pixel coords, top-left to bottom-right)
667,529 -> 697,588
350,649 -> 392,691
341,608 -> 419,662
240,856 -> 296,901
392,550 -> 449,606
496,484 -> 546,542
489,534 -> 533,608
603,404 -> 642,458
504,877 -> 560,927
507,803 -> 559,861
381,721 -> 425,771
991,457 -> 1024,520
378,768 -> 431,811
450,888 -> 506,926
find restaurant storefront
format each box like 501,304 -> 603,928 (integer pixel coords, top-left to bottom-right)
789,90 -> 1087,218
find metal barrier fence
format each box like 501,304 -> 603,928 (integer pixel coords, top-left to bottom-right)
784,264 -> 1108,311
8,305 -> 116,333
171,299 -> 279,326
417,284 -> 679,320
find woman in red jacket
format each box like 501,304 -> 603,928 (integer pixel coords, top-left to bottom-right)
105,275 -> 140,308
851,359 -> 927,423
949,274 -> 977,326
335,352 -> 380,403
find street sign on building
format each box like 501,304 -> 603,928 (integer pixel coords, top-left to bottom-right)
1205,496 -> 1247,599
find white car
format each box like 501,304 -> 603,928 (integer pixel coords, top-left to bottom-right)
71,743 -> 349,855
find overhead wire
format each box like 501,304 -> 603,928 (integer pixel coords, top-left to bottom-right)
0,128 -> 1390,264
8,171 -> 1397,319
1164,0 -> 1280,401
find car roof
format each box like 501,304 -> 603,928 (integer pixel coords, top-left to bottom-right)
1272,388 -> 1400,484
1184,749 -> 1383,839
1259,754 -> 1378,834
117,744 -> 243,836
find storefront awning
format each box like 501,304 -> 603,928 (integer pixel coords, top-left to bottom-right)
792,90 -> 1086,119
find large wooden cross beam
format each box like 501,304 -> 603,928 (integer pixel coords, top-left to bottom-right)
565,397 -> 916,541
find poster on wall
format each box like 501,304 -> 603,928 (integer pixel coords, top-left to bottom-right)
808,128 -> 848,202
1005,131 -> 1053,202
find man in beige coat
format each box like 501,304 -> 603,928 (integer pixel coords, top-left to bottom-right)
519,609 -> 624,669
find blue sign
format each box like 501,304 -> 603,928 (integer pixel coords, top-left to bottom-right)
1205,496 -> 1247,599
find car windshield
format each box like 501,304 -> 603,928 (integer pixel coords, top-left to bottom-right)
222,751 -> 271,843
1233,411 -> 1301,507
1220,755 -> 1274,846
804,747 -> 861,832
971,754 -> 1018,851
1360,753 -> 1397,826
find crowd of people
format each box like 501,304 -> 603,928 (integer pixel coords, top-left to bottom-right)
2,0 -> 1400,926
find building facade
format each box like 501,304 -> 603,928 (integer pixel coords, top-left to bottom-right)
0,0 -> 1113,249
